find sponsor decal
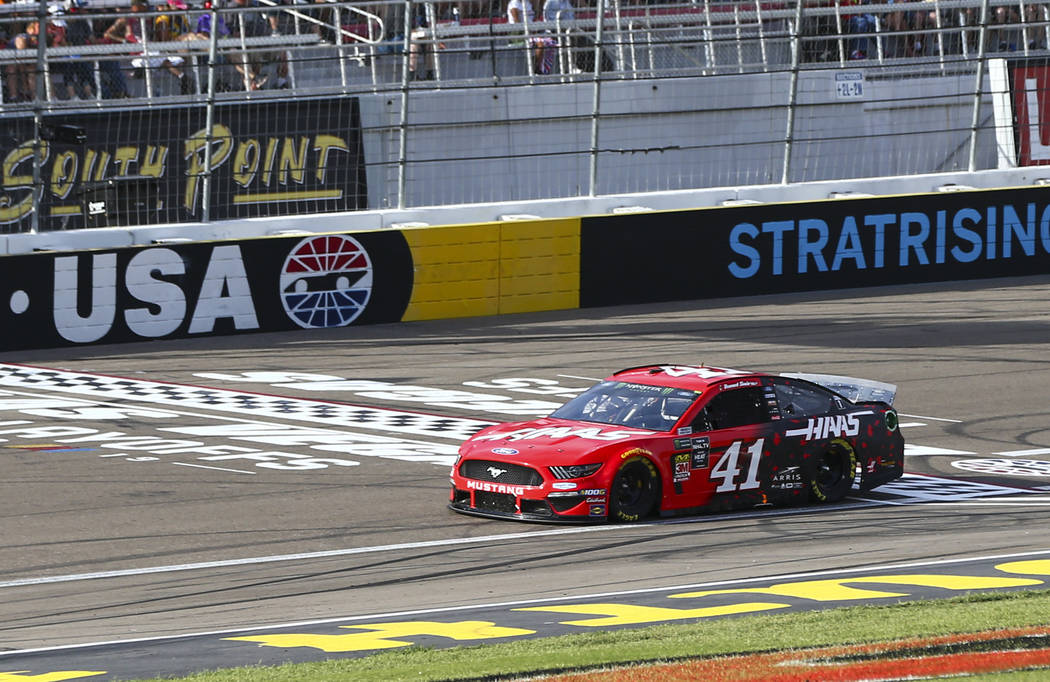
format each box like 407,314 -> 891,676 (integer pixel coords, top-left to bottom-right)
581,188 -> 1050,312
691,436 -> 710,468
1011,62 -> 1050,166
0,99 -> 366,228
673,438 -> 692,450
659,366 -> 746,379
552,482 -> 578,490
0,230 -> 413,351
785,411 -> 872,440
585,496 -> 606,503
492,447 -> 520,455
726,206 -> 1050,280
771,466 -> 804,490
466,480 -> 525,496
677,426 -> 694,435
580,488 -> 606,495
588,504 -> 606,516
474,426 -> 649,442
720,380 -> 761,390
48,246 -> 260,345
672,452 -> 691,483
280,236 -> 373,329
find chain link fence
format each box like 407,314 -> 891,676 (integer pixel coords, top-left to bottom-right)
0,0 -> 1039,231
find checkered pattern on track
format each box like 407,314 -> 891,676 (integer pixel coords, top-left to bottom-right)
0,364 -> 495,441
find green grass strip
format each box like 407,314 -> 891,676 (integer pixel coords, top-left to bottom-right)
132,588 -> 1050,682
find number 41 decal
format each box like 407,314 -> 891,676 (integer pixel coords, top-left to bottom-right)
710,439 -> 764,493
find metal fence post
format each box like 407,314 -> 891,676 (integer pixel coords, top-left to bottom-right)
397,0 -> 413,209
781,0 -> 805,185
30,0 -> 48,234
201,5 -> 221,223
968,0 -> 992,172
588,0 -> 607,197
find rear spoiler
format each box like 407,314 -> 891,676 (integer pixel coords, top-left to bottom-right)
780,373 -> 897,406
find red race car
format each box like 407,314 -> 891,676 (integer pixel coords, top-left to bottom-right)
449,365 -> 904,522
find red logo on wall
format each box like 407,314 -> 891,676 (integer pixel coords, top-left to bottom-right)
1013,64 -> 1050,166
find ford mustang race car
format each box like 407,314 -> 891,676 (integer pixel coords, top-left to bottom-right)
449,365 -> 904,522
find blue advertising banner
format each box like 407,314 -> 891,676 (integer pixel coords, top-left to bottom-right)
579,186 -> 1050,306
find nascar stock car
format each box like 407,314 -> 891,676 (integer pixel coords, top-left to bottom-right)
449,365 -> 904,522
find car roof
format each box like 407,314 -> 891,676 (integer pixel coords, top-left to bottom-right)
607,365 -> 770,392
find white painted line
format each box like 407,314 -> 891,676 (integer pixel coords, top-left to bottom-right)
994,448 -> 1050,457
0,500 -> 887,591
900,413 -> 963,423
904,445 -> 976,456
171,462 -> 255,474
4,546 -> 1050,658
892,500 -> 1050,506
898,422 -> 926,428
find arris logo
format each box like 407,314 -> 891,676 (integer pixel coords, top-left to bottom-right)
280,235 -> 373,328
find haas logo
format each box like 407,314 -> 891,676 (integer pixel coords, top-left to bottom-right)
280,235 -> 373,328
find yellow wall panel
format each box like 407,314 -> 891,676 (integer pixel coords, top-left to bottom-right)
402,218 -> 580,321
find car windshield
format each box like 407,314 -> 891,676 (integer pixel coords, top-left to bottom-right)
550,381 -> 700,430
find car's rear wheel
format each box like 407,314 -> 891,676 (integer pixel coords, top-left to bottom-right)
809,438 -> 857,503
610,456 -> 660,522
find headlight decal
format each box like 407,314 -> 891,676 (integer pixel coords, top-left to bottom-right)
549,463 -> 603,479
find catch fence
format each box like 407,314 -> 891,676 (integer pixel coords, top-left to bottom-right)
0,0 -> 1043,230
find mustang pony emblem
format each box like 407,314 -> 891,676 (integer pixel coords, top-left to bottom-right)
487,466 -> 508,478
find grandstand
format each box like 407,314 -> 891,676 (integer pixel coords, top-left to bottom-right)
1,0 -> 1048,249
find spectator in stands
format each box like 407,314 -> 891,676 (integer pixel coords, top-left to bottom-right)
4,18 -> 61,101
156,0 -> 203,41
92,5 -> 132,97
907,2 -> 946,56
50,2 -> 96,100
844,0 -> 876,59
4,20 -> 34,102
229,0 -> 287,89
408,2 -> 435,80
989,2 -> 1021,51
506,0 -> 533,24
105,0 -> 191,94
195,0 -> 231,39
542,0 -> 573,22
506,0 -> 556,73
1025,3 -> 1047,50
263,0 -> 298,37
262,0 -> 293,88
306,0 -> 334,43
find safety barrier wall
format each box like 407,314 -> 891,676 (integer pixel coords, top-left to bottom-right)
3,184 -> 1049,351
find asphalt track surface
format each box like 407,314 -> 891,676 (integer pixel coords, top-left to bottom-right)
3,275 -> 1050,680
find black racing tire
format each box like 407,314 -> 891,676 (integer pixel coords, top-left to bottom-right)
610,456 -> 661,522
809,438 -> 857,503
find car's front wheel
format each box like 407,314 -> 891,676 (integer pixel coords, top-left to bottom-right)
610,455 -> 660,522
809,438 -> 857,503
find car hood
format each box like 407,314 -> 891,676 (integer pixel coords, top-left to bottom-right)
460,417 -> 656,460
